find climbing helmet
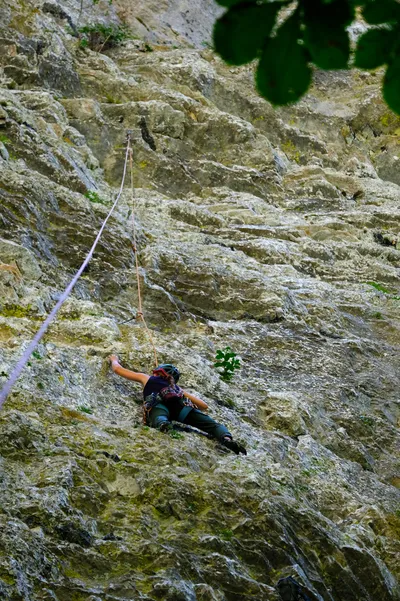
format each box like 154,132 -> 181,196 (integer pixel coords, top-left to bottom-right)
153,363 -> 181,383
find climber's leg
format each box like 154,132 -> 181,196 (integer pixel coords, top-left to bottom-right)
149,404 -> 171,431
182,409 -> 232,440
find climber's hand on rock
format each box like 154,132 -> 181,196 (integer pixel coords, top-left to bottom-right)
108,354 -> 119,366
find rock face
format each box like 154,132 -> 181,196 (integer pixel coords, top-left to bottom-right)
0,1 -> 400,600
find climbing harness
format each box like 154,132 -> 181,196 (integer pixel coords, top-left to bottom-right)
143,393 -> 164,425
142,383 -> 195,426
158,383 -> 196,423
0,132 -> 157,410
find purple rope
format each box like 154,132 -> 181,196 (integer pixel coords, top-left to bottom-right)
0,141 -> 131,410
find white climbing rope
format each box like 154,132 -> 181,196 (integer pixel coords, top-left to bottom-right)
0,137 -> 132,410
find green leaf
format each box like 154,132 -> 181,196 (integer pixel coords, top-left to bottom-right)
362,0 -> 400,24
305,0 -> 354,26
305,24 -> 349,69
355,28 -> 396,69
303,0 -> 352,69
213,2 -> 281,65
256,12 -> 312,105
383,54 -> 400,115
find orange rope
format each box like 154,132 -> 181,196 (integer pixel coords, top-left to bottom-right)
128,137 -> 158,368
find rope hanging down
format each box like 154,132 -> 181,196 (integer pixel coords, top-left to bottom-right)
0,134 -> 154,410
128,146 -> 159,367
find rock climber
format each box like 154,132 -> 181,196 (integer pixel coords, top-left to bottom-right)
108,357 -> 247,455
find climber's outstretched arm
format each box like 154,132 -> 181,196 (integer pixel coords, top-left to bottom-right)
182,390 -> 209,411
109,355 -> 149,386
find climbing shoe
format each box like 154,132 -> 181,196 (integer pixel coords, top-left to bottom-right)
220,437 -> 247,455
158,421 -> 173,433
276,576 -> 311,601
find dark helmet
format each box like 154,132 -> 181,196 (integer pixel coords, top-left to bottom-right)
153,364 -> 181,383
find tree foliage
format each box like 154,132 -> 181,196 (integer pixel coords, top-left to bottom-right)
213,0 -> 400,114
78,23 -> 130,51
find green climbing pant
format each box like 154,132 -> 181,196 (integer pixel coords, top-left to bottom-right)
149,404 -> 231,440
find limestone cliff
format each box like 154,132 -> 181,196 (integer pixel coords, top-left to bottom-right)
0,1 -> 399,600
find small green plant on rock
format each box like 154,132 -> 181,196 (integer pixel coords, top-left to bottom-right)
214,346 -> 240,382
359,415 -> 375,428
78,23 -> 130,52
366,281 -> 400,300
366,281 -> 392,294
224,398 -> 236,408
220,528 -> 234,540
78,405 -> 93,414
85,191 -> 107,205
79,37 -> 89,49
281,139 -> 301,163
104,93 -> 123,104
169,429 -> 184,440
